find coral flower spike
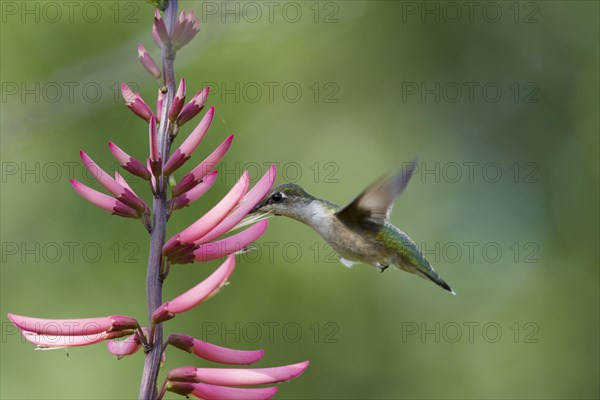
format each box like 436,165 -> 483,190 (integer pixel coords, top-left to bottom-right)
8,2 -> 309,398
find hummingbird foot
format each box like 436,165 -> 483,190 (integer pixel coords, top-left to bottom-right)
377,264 -> 389,273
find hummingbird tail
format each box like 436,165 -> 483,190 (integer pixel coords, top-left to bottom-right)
414,269 -> 456,295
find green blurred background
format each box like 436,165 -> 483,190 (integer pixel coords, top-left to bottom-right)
1,1 -> 598,399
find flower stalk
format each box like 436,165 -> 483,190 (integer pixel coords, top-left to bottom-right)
138,2 -> 179,397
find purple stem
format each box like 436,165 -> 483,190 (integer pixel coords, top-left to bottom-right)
139,1 -> 178,398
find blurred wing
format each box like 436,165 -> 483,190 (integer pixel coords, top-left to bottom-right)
335,162 -> 417,231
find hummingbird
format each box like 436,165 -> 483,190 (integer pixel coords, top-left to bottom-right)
243,163 -> 455,294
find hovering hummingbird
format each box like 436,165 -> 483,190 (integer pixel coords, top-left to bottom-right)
242,163 -> 455,294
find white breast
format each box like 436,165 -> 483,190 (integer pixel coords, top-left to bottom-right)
299,201 -> 335,240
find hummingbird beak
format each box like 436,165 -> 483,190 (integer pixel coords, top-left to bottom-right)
232,211 -> 272,231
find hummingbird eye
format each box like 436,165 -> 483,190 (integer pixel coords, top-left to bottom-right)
271,192 -> 284,203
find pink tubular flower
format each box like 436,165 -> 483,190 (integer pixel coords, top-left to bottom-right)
172,135 -> 234,198
172,10 -> 200,51
171,170 -> 218,211
165,168 -> 274,263
108,142 -> 151,180
167,381 -> 278,400
153,9 -> 169,46
169,77 -> 186,122
177,87 -> 209,126
167,361 -> 309,386
164,106 -> 214,176
170,219 -> 267,265
167,334 -> 264,365
191,220 -> 268,263
8,313 -> 139,349
164,172 -> 250,254
137,44 -> 161,79
152,255 -> 235,324
121,83 -> 154,122
8,314 -> 139,336
196,165 -> 276,244
70,179 -> 139,219
80,151 -> 147,213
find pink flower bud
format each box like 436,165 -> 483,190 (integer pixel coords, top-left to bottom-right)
108,142 -> 152,181
149,115 -> 160,161
80,150 -> 147,213
121,83 -> 154,122
169,77 -> 186,122
172,135 -> 233,198
148,115 -> 161,176
152,256 -> 235,324
80,150 -> 122,195
154,9 -> 169,46
177,87 -> 209,126
152,24 -> 163,48
167,334 -> 264,365
164,106 -> 214,176
171,170 -> 218,211
156,89 -> 165,122
171,10 -> 200,51
137,44 -> 161,79
70,179 -> 139,219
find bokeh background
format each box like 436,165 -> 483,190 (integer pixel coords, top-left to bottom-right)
1,1 -> 598,399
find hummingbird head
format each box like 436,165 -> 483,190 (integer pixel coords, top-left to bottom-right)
252,183 -> 316,218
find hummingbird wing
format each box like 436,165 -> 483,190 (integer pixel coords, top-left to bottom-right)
335,162 -> 417,231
